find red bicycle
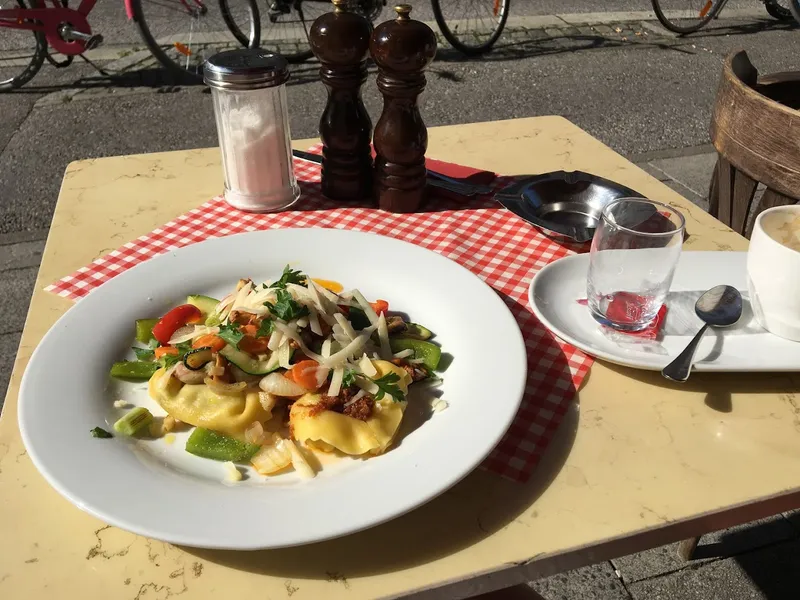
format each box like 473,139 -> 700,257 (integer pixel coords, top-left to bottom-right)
0,0 -> 259,90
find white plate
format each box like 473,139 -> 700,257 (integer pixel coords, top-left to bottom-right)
19,229 -> 526,550
529,251 -> 800,372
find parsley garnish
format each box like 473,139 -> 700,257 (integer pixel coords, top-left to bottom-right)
158,341 -> 194,368
266,289 -> 309,322
160,354 -> 182,369
268,265 -> 306,290
342,368 -> 356,388
217,323 -> 244,348
255,318 -> 275,338
369,372 -> 405,402
132,347 -> 155,361
90,427 -> 113,439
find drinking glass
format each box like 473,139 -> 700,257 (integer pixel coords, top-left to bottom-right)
587,198 -> 686,331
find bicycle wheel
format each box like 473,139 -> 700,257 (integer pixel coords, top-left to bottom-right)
132,0 -> 260,82
431,0 -> 510,56
765,0 -> 792,20
789,0 -> 800,24
0,0 -> 46,91
651,0 -> 725,34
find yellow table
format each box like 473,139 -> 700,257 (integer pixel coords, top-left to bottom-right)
2,117 -> 798,600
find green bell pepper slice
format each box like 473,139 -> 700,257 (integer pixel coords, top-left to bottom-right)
389,337 -> 442,371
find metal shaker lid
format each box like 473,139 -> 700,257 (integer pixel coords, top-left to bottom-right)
204,49 -> 289,90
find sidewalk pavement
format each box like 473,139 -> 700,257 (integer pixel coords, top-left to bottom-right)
9,146 -> 797,600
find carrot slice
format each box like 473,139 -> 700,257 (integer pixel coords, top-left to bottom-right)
192,334 -> 226,352
154,346 -> 179,358
288,360 -> 322,390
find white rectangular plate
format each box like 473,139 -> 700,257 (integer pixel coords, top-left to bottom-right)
529,251 -> 800,372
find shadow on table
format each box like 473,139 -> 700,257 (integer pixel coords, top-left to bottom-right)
603,363 -> 797,415
185,293 -> 582,581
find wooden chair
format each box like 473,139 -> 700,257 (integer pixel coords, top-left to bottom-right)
707,50 -> 800,239
680,52 -> 800,561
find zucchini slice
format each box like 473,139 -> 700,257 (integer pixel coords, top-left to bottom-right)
184,347 -> 214,371
220,345 -> 281,375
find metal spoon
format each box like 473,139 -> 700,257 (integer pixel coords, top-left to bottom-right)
661,285 -> 743,382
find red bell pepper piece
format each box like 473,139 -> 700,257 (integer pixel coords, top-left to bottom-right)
370,300 -> 389,316
151,304 -> 202,345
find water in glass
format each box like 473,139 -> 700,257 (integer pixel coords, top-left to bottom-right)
587,198 -> 685,331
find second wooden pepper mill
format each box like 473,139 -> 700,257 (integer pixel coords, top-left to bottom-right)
370,4 -> 437,212
309,0 -> 373,201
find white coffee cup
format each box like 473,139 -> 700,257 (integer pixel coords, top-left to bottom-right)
747,204 -> 800,341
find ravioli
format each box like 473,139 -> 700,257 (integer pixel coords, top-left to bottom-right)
148,368 -> 273,436
290,394 -> 407,456
289,361 -> 411,456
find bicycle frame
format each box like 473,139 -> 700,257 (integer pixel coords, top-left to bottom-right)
0,0 -> 204,55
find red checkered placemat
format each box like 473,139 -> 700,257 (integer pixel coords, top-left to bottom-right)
46,148 -> 593,483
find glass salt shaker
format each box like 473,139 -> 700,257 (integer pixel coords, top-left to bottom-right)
204,49 -> 300,212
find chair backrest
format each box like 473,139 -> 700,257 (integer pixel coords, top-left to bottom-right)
708,51 -> 799,237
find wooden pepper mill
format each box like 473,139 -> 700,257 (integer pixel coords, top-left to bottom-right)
309,0 -> 373,201
370,4 -> 437,212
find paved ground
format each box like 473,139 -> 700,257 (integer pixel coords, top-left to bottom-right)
1,4 -> 799,599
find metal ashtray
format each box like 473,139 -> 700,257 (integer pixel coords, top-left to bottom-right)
493,171 -> 645,243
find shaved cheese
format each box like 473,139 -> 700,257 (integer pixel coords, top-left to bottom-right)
276,344 -> 293,369
223,461 -> 243,483
354,375 -> 379,397
247,286 -> 277,307
431,398 -> 449,413
315,283 -> 340,304
321,337 -> 332,358
393,349 -> 414,359
273,323 -> 326,363
408,358 -> 425,364
308,279 -> 340,319
359,354 -> 378,377
334,313 -> 357,340
275,321 -> 374,369
328,367 -> 344,397
352,289 -> 379,326
333,332 -> 352,348
344,389 -> 366,408
232,281 -> 252,312
267,330 -> 283,351
215,293 -> 235,312
296,317 -> 309,328
230,305 -> 270,317
284,439 -> 315,479
313,366 -> 331,389
324,332 -> 373,368
308,307 -> 322,336
377,313 -> 392,359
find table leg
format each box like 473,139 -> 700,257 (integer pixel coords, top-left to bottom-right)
677,536 -> 701,561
